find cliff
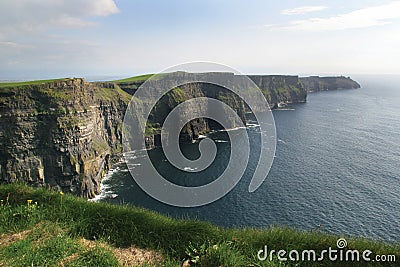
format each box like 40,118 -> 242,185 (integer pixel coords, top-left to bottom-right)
300,76 -> 360,92
0,78 -> 130,197
117,73 -> 307,110
0,73 -> 306,197
117,73 -> 307,147
248,75 -> 307,108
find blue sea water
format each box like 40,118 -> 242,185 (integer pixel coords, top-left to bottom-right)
95,75 -> 400,242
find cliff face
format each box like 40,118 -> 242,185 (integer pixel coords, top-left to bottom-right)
300,76 -> 360,92
0,73 -> 308,197
0,78 -> 130,197
248,75 -> 307,108
117,74 -> 307,111
118,74 -> 306,147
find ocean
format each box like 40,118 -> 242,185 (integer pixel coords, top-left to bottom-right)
93,75 -> 400,242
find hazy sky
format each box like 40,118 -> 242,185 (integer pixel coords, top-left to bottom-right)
1,0 -> 400,79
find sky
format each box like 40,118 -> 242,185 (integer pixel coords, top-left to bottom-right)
0,0 -> 400,79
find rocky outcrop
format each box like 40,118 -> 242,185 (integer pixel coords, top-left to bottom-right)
300,76 -> 360,92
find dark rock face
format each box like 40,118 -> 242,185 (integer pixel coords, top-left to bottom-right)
300,76 -> 360,92
248,75 -> 307,109
0,78 -> 129,198
0,73 -> 309,197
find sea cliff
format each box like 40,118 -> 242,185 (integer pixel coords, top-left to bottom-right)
300,76 -> 360,92
0,73 -> 356,197
0,78 -> 129,197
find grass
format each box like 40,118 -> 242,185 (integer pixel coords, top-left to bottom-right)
113,74 -> 155,83
113,73 -> 173,83
95,84 -> 132,104
169,87 -> 186,103
0,78 -> 68,88
0,184 -> 399,266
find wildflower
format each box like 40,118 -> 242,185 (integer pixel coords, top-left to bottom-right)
27,199 -> 33,204
213,245 -> 218,250
59,191 -> 64,196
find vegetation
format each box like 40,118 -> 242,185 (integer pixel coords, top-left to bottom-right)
113,73 -> 173,84
0,184 -> 398,266
274,86 -> 299,95
92,137 -> 110,153
169,87 -> 186,103
145,122 -> 161,136
96,84 -> 132,104
113,74 -> 155,83
0,78 -> 68,88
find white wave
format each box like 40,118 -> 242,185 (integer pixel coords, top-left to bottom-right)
216,126 -> 247,133
183,166 -> 198,171
126,163 -> 142,170
278,139 -> 287,144
123,153 -> 137,160
214,140 -> 228,143
246,123 -> 260,127
198,134 -> 207,139
275,108 -> 295,111
88,166 -> 120,202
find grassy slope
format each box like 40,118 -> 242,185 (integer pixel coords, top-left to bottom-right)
0,184 -> 398,267
96,84 -> 132,104
0,78 -> 69,88
113,74 -> 154,83
0,78 -> 132,110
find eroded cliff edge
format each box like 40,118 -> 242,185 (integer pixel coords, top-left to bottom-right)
300,76 -> 360,92
0,73 -> 356,197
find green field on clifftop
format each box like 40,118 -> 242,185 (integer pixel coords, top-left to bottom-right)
113,74 -> 154,83
0,78 -> 68,88
0,184 -> 398,267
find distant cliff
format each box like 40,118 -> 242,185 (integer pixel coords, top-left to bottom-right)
116,73 -> 307,148
0,73 -> 352,197
300,76 -> 360,92
117,74 -> 307,110
248,75 -> 306,108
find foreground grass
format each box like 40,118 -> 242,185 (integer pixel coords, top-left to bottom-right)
0,184 -> 398,266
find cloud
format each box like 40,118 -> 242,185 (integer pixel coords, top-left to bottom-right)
0,41 -> 33,49
269,1 -> 400,31
0,0 -> 119,33
281,6 -> 328,15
